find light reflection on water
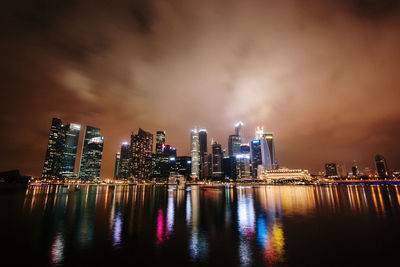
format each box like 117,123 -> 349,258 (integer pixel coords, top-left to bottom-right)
18,184 -> 400,266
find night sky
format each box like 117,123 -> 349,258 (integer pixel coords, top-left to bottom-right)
1,0 -> 400,178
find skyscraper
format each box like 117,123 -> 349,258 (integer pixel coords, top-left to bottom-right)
325,163 -> 338,178
79,126 -> 104,180
261,133 -> 278,170
255,126 -> 264,139
375,154 -> 389,178
235,121 -> 244,138
190,128 -> 200,179
176,156 -> 192,179
199,129 -> 207,179
352,160 -> 358,177
228,135 -> 241,157
114,152 -> 121,179
211,140 -> 223,180
118,142 -> 130,179
152,130 -> 177,179
155,131 -> 166,154
130,128 -> 153,180
250,139 -> 262,178
80,136 -> 104,180
236,144 -> 251,180
42,118 -> 66,179
222,156 -> 237,180
60,123 -> 81,177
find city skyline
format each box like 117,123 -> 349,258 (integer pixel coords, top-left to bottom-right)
2,1 -> 400,178
39,117 -> 394,179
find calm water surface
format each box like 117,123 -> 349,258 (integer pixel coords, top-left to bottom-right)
1,184 -> 400,266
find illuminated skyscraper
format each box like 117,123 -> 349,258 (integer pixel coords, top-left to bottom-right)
153,130 -> 176,179
60,123 -> 81,177
250,139 -> 262,178
176,156 -> 192,179
79,126 -> 104,180
130,128 -> 153,180
114,152 -> 121,179
325,163 -> 338,178
42,118 -> 66,179
236,144 -> 251,180
222,156 -> 237,180
375,154 -> 389,178
261,133 -> 278,170
228,135 -> 241,157
118,142 -> 130,179
235,121 -> 244,138
190,128 -> 200,179
199,129 -> 207,179
155,131 -> 166,155
211,140 -> 223,180
255,126 -> 264,139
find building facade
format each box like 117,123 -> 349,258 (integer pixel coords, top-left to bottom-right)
42,118 -> 66,179
228,135 -> 241,157
79,126 -> 104,181
60,123 -> 81,177
261,133 -> 278,170
155,131 -> 166,154
250,139 -> 262,178
235,121 -> 244,138
211,140 -> 223,180
199,129 -> 208,179
375,154 -> 389,178
114,152 -> 121,179
130,128 -> 153,180
176,156 -> 192,179
118,142 -> 130,179
190,128 -> 200,179
325,163 -> 338,178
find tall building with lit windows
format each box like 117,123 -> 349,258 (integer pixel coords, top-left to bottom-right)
235,121 -> 244,138
114,152 -> 121,179
236,144 -> 251,180
211,140 -> 223,180
190,128 -> 200,179
261,133 -> 278,170
60,123 -> 81,177
155,131 -> 166,155
130,128 -> 153,180
176,156 -> 192,179
42,118 -> 66,179
375,154 -> 389,178
199,129 -> 208,179
255,126 -> 264,139
79,126 -> 104,180
325,163 -> 338,178
118,142 -> 130,179
250,139 -> 262,178
228,135 -> 241,157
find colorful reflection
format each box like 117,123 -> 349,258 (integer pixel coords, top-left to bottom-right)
188,187 -> 208,261
237,190 -> 256,266
19,184 -> 400,266
156,209 -> 164,245
156,191 -> 176,245
113,211 -> 122,247
166,192 -> 175,237
50,232 -> 64,266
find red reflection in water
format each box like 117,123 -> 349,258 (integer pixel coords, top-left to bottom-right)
157,209 -> 164,245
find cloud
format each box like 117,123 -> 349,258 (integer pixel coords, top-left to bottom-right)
1,0 -> 400,177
